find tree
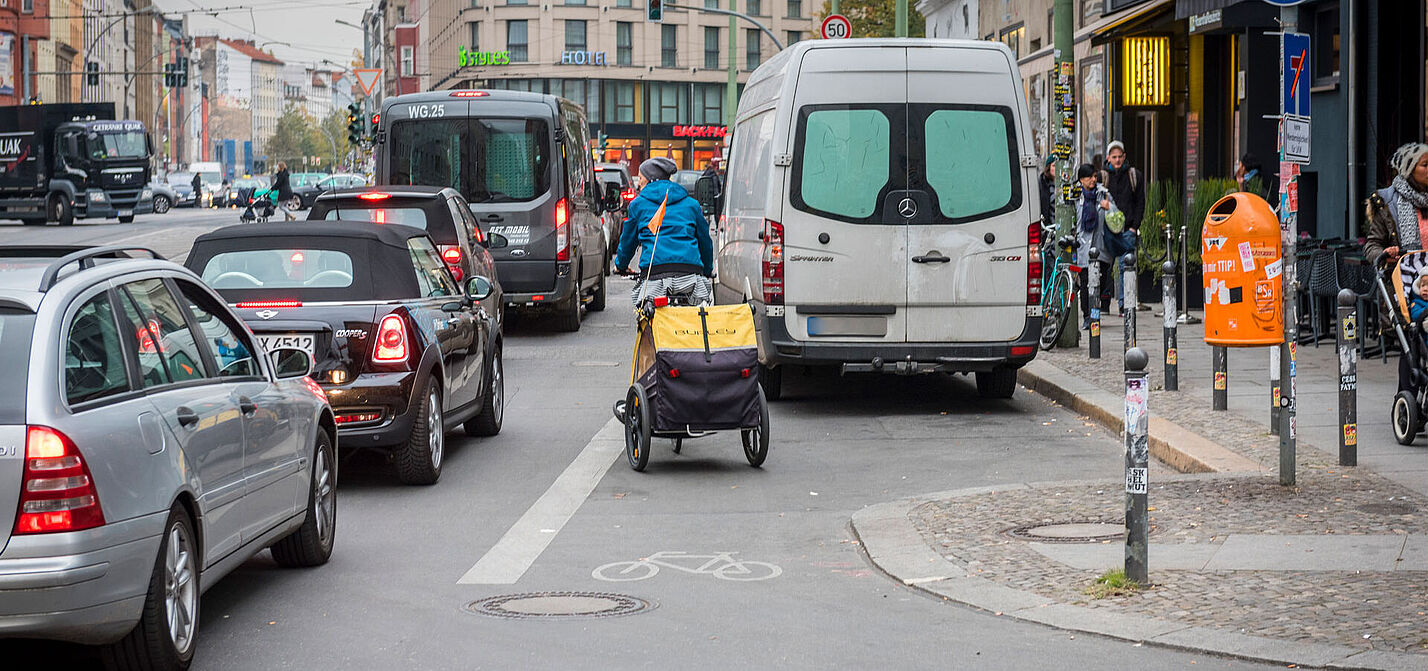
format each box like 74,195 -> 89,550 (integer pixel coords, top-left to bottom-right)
815,0 -> 925,38
266,104 -> 323,170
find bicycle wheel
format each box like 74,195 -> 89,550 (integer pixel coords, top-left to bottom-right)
624,385 -> 651,471
1039,267 -> 1074,350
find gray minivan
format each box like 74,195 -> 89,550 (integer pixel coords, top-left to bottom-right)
375,90 -> 609,331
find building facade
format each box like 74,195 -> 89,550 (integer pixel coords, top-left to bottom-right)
400,0 -> 817,169
0,0 -> 50,106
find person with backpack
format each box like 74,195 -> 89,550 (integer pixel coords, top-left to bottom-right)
1100,140 -> 1146,312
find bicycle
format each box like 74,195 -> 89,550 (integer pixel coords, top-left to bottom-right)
592,551 -> 782,582
1039,223 -> 1082,350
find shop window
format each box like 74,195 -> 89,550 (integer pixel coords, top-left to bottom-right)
566,20 -> 587,52
507,20 -> 529,62
746,0 -> 760,17
705,27 -> 720,69
786,0 -> 800,18
651,82 -> 688,124
617,22 -> 633,66
787,31 -> 802,45
999,23 -> 1025,59
1312,2 -> 1340,87
469,22 -> 480,51
662,24 -> 678,68
746,28 -> 761,70
697,83 -> 722,124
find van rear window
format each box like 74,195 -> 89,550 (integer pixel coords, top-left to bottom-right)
387,117 -> 550,204
924,109 -> 1015,219
799,109 -> 890,219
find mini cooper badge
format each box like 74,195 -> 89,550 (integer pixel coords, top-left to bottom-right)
255,309 -> 279,320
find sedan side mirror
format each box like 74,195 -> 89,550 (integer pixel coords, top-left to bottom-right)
271,348 -> 314,380
466,275 -> 495,301
602,182 -> 623,212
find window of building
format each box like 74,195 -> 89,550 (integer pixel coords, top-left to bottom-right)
704,27 -> 720,69
565,0 -> 586,5
662,24 -> 678,68
746,28 -> 761,70
651,82 -> 688,123
397,4 -> 407,20
507,20 -> 529,62
1080,0 -> 1102,27
605,81 -> 640,123
469,22 -> 480,50
400,46 -> 414,76
21,0 -> 32,13
746,0 -> 760,16
786,31 -> 802,45
786,0 -> 800,18
1312,2 -> 1340,87
999,23 -> 1025,59
617,22 -> 633,65
469,0 -> 479,7
506,0 -> 526,5
697,83 -> 722,124
704,0 -> 717,7
617,0 -> 630,6
566,19 -> 587,51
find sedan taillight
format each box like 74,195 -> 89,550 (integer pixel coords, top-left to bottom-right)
372,314 -> 409,363
439,245 -> 465,281
14,426 -> 105,535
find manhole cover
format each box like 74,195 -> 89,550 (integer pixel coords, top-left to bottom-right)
1005,521 -> 1125,543
464,592 -> 653,619
1357,502 -> 1419,515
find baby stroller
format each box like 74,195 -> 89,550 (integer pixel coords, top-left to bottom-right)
611,289 -> 770,472
239,187 -> 277,223
1382,250 -> 1428,444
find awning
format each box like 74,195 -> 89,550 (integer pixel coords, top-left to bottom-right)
1175,0 -> 1252,20
1076,0 -> 1175,43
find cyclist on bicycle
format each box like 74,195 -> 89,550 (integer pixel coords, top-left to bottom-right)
615,157 -> 714,307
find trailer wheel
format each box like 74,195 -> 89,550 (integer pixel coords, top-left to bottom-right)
48,194 -> 73,226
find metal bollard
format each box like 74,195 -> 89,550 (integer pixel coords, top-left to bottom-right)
1088,247 -> 1101,360
1162,260 -> 1178,391
1122,252 -> 1137,352
1269,347 -> 1281,435
1337,289 -> 1358,466
1212,346 -> 1228,410
1124,347 -> 1150,585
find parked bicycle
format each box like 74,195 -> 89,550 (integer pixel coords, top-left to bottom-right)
1039,223 -> 1083,350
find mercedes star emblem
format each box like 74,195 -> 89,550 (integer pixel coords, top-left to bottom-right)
898,198 -> 918,218
256,310 -> 278,320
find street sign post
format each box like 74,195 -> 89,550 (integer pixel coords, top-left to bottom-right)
820,14 -> 851,40
1281,32 -> 1310,119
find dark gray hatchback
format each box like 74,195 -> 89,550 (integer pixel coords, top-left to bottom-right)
375,90 -> 609,331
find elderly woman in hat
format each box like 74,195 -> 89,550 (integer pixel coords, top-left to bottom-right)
614,157 -> 715,307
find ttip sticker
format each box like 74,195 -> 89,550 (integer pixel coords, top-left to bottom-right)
1343,424 -> 1357,446
1090,322 -> 1100,337
1214,371 -> 1227,390
1166,347 -> 1177,365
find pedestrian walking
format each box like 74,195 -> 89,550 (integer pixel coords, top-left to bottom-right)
1038,156 -> 1056,229
273,162 -> 296,221
1101,140 -> 1146,312
190,171 -> 202,205
1365,142 -> 1428,394
1073,162 -> 1118,329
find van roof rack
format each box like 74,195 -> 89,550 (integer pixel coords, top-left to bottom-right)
37,246 -> 164,292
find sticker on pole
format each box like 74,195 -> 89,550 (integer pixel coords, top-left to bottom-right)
1126,467 -> 1148,495
354,68 -> 383,97
820,14 -> 852,40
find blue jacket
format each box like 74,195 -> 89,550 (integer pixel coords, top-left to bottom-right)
615,180 -> 714,276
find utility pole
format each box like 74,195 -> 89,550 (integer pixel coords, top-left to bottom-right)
1277,4 -> 1300,486
1052,0 -> 1077,327
895,0 -> 908,37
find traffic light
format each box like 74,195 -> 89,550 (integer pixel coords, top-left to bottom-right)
598,132 -> 609,150
369,112 -> 380,141
346,102 -> 363,144
164,63 -> 175,87
85,62 -> 99,86
646,0 -> 662,22
178,57 -> 189,87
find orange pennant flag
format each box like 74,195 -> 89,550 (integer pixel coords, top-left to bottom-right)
647,193 -> 668,234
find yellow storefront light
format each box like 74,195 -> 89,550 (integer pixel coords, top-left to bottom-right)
1121,36 -> 1171,107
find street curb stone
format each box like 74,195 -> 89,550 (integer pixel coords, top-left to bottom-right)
851,492 -> 1426,671
1018,359 -> 1265,475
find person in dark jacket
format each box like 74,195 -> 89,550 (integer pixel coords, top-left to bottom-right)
615,156 -> 715,307
1100,140 -> 1145,311
190,172 -> 203,206
1038,156 -> 1056,229
273,162 -> 295,221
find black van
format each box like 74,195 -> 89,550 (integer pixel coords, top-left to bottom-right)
375,90 -> 609,331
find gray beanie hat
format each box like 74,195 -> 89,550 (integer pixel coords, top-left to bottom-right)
1390,142 -> 1428,179
640,156 -> 678,182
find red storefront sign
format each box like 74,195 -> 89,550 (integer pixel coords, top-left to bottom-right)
673,125 -> 727,138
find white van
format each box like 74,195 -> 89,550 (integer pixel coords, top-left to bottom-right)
714,39 -> 1043,400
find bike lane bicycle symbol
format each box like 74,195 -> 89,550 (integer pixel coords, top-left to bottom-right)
593,551 -> 782,582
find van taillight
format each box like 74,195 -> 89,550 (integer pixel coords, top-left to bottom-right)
372,314 -> 409,363
555,198 -> 570,262
761,220 -> 784,306
439,245 -> 465,281
1026,221 -> 1043,312
14,426 -> 105,535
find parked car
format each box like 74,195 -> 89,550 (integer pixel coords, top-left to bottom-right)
715,39 -> 1041,400
307,186 -> 503,290
595,163 -> 635,253
374,90 -> 609,331
186,221 -> 505,485
148,180 -> 178,213
292,173 -> 368,209
284,172 -> 326,210
224,177 -> 264,208
0,245 -> 337,668
671,169 -> 703,193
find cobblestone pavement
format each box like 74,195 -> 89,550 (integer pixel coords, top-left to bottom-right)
910,472 -> 1427,655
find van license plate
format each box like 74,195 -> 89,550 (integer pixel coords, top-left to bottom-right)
257,334 -> 315,360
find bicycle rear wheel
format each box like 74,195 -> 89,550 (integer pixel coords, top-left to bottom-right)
1039,267 -> 1074,350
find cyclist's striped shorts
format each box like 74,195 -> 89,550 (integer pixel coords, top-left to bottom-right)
631,274 -> 712,308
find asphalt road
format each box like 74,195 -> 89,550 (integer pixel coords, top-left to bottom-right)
1,210 -> 1281,670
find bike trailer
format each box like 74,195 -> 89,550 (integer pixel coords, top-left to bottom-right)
632,303 -> 761,433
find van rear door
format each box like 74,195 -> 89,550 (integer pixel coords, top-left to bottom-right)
780,45 -> 908,344
902,46 -> 1032,343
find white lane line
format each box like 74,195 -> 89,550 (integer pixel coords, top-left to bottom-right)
458,417 -> 625,585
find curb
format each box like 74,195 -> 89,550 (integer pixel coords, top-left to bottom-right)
1018,359 -> 1265,475
851,489 -> 1425,671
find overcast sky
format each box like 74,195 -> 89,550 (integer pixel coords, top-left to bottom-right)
157,0 -> 368,70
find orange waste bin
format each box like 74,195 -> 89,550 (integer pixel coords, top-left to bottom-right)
1202,192 -> 1284,346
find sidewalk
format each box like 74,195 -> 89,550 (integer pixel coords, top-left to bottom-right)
852,309 -> 1427,670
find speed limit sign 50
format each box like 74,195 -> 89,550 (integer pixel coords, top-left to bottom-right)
820,14 -> 851,40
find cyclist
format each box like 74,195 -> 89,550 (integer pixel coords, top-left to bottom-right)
615,157 -> 714,307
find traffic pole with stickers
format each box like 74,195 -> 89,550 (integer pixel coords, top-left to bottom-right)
1162,260 -> 1178,391
1124,347 -> 1149,584
1336,289 -> 1357,466
1277,7 -> 1308,487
